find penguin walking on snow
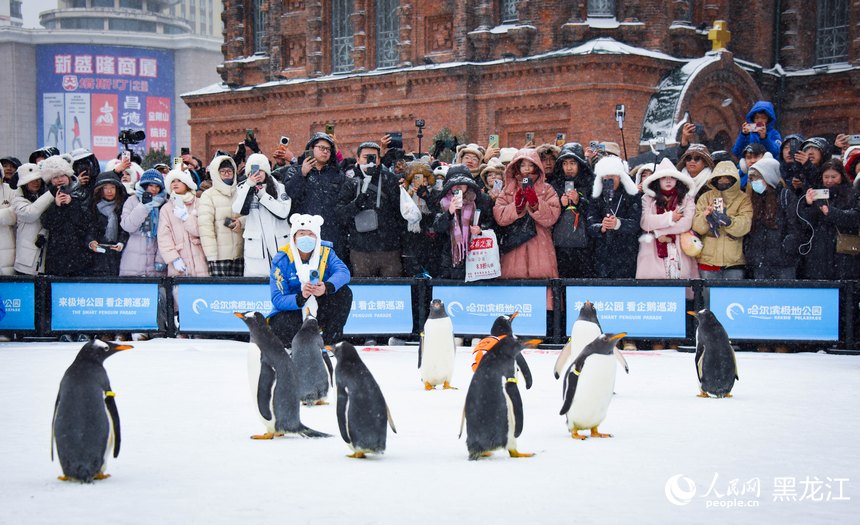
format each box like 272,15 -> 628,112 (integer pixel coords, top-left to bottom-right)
471,312 -> 533,389
235,312 -> 330,439
689,309 -> 738,398
560,333 -> 629,440
460,335 -> 532,460
291,316 -> 333,405
52,340 -> 132,482
554,301 -> 603,379
332,342 -> 397,458
419,299 -> 456,390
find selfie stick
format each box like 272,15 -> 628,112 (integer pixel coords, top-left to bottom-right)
616,105 -> 628,161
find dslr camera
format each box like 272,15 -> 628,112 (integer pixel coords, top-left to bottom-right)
118,129 -> 146,146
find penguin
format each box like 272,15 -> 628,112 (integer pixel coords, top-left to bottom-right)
418,299 -> 457,390
460,335 -> 532,460
688,309 -> 739,398
554,301 -> 603,379
290,315 -> 334,406
471,312 -> 533,389
51,339 -> 132,482
560,332 -> 629,440
331,341 -> 397,458
234,312 -> 330,439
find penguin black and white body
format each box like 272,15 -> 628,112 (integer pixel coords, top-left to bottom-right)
560,333 -> 629,439
460,335 -> 532,460
689,309 -> 738,398
471,312 -> 533,389
418,299 -> 456,390
332,342 -> 397,458
235,312 -> 330,439
554,301 -> 603,379
52,340 -> 132,482
291,316 -> 333,405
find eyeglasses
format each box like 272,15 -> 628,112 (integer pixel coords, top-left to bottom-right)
218,168 -> 234,174
686,156 -> 704,163
314,145 -> 332,153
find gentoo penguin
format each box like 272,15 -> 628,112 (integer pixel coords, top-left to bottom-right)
471,312 -> 533,389
460,335 -> 532,460
560,333 -> 629,440
688,309 -> 738,398
418,299 -> 456,390
290,316 -> 333,405
52,339 -> 132,482
554,301 -> 603,379
234,312 -> 330,439
332,342 -> 397,458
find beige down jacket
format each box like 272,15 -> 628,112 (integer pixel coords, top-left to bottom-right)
198,155 -> 244,262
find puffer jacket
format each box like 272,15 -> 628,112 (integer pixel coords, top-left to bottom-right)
233,172 -> 291,277
157,196 -> 209,277
12,187 -> 53,275
493,148 -> 561,279
0,182 -> 17,275
41,178 -> 93,277
198,155 -> 244,263
119,191 -> 167,277
731,100 -> 783,159
692,166 -> 753,268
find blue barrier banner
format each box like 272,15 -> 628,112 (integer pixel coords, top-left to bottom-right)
432,286 -> 547,336
0,282 -> 37,330
709,287 -> 839,341
178,283 -> 272,332
344,285 -> 413,335
566,286 -> 687,338
52,282 -> 158,331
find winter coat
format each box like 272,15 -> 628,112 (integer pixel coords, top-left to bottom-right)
119,193 -> 167,277
336,164 -> 404,253
636,194 -> 699,280
431,180 -> 496,279
493,149 -> 561,279
233,174 -> 291,276
284,155 -> 347,249
12,189 -> 53,275
797,184 -> 860,280
87,196 -> 130,277
586,159 -> 642,279
692,169 -> 753,268
550,149 -> 594,247
157,196 -> 209,277
41,182 -> 93,277
0,182 -> 17,275
743,186 -> 803,272
199,156 -> 244,264
731,101 -> 783,159
269,241 -> 350,314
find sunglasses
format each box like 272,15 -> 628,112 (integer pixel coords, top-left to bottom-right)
686,156 -> 705,163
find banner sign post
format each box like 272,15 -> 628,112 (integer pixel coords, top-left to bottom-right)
0,282 -> 37,331
51,282 -> 159,331
431,285 -> 547,336
708,287 -> 839,341
565,286 -> 687,338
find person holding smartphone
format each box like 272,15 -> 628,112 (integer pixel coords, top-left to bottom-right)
731,100 -> 783,160
40,155 -> 94,277
157,167 -> 209,278
119,169 -> 168,278
401,160 -> 441,277
479,159 -> 505,202
86,172 -> 129,276
198,154 -> 245,276
550,143 -> 595,278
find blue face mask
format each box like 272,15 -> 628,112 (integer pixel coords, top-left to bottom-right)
295,235 -> 317,253
221,178 -> 233,186
751,180 -> 767,194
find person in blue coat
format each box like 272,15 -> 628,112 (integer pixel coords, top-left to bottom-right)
731,100 -> 783,159
268,214 -> 352,345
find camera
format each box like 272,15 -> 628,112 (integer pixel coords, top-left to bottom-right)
415,119 -> 425,128
309,269 -> 320,285
223,217 -> 234,227
615,104 -> 625,121
366,154 -> 377,165
280,136 -> 290,146
325,123 -> 335,136
694,123 -> 705,136
118,129 -> 146,146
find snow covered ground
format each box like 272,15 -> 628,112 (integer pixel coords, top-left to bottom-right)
0,339 -> 857,524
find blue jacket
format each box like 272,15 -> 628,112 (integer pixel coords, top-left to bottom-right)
269,240 -> 351,314
731,101 -> 782,159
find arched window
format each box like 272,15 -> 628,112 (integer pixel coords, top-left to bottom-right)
587,0 -> 616,18
816,0 -> 849,64
252,0 -> 267,54
376,0 -> 400,68
501,0 -> 518,23
332,0 -> 355,73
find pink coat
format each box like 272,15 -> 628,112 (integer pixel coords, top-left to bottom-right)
493,149 -> 560,279
157,197 -> 209,277
635,194 -> 699,280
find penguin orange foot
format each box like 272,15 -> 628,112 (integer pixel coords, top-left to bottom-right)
481,451 -> 493,457
697,391 -> 710,398
347,452 -> 367,459
251,432 -> 283,440
570,430 -> 587,440
57,475 -> 70,482
93,472 -> 111,480
508,449 -> 534,458
314,399 -> 329,406
442,381 -> 457,390
424,382 -> 434,391
590,427 -> 612,438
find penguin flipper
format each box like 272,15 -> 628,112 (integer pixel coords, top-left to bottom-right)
104,393 -> 121,458
695,344 -> 705,383
553,341 -> 572,380
560,365 -> 579,416
336,385 -> 351,444
51,392 -> 59,461
386,404 -> 397,433
516,354 -> 533,390
417,333 -> 423,369
322,351 -> 334,387
505,378 -> 525,438
732,350 -> 739,381
458,405 -> 466,439
257,365 -> 276,421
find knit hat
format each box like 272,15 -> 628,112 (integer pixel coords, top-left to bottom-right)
498,147 -> 517,165
164,168 -> 197,193
455,143 -> 485,164
29,146 -> 60,164
244,153 -> 271,176
138,169 -> 165,191
641,157 -> 695,197
440,164 -> 483,195
677,143 -> 715,170
556,143 -> 587,165
1,156 -> 21,170
93,171 -> 126,195
747,153 -> 782,189
15,163 -> 42,187
801,137 -> 830,155
591,155 -> 637,197
39,155 -> 74,182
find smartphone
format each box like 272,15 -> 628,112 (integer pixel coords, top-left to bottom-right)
453,189 -> 462,198
522,177 -> 532,188
180,147 -> 190,156
324,123 -> 335,136
488,134 -> 500,149
434,179 -> 443,191
304,149 -> 313,160
713,197 -> 724,213
846,135 -> 860,146
810,188 -> 830,200
366,154 -> 377,165
493,179 -> 503,192
245,129 -> 255,141
525,132 -> 535,143
280,136 -> 290,146
694,123 -> 705,135
141,192 -> 153,204
589,140 -> 600,152
249,164 -> 260,176
223,217 -> 234,227
565,181 -> 576,194
121,150 -> 131,163
387,131 -> 403,149
172,157 -> 183,170
309,269 -> 320,285
555,132 -> 566,147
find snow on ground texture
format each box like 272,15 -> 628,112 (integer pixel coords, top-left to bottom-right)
1,340 -> 858,524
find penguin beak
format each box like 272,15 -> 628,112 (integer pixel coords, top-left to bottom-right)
110,344 -> 133,351
687,311 -> 697,317
233,312 -> 245,319
509,311 -> 519,320
521,339 -> 541,348
608,333 -> 626,341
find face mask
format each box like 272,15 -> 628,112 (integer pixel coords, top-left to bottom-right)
714,180 -> 733,191
751,180 -> 767,194
221,178 -> 233,186
295,236 -> 317,253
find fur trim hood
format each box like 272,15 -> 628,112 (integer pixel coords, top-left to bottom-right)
641,157 -> 696,197
591,156 -> 637,198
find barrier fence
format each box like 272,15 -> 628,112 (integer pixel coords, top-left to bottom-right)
1,276 -> 857,349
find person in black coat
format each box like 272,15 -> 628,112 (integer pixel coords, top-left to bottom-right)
336,141 -> 406,277
86,172 -> 130,276
797,160 -> 860,280
743,156 -> 802,279
586,156 -> 642,279
550,143 -> 595,278
40,155 -> 94,277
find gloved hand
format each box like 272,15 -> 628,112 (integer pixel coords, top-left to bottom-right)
246,136 -> 261,153
173,258 -> 187,273
35,234 -> 47,248
706,213 -> 721,238
416,185 -> 429,200
514,189 -> 526,213
523,185 -> 538,207
173,198 -> 189,221
355,190 -> 373,209
712,210 -> 732,227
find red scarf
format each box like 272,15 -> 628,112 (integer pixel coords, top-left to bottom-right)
655,187 -> 679,258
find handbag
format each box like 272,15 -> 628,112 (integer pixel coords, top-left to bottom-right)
498,214 -> 537,254
354,178 -> 382,233
465,229 -> 502,282
552,208 -> 587,248
835,228 -> 860,255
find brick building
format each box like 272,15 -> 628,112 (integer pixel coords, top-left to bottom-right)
183,0 -> 860,160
